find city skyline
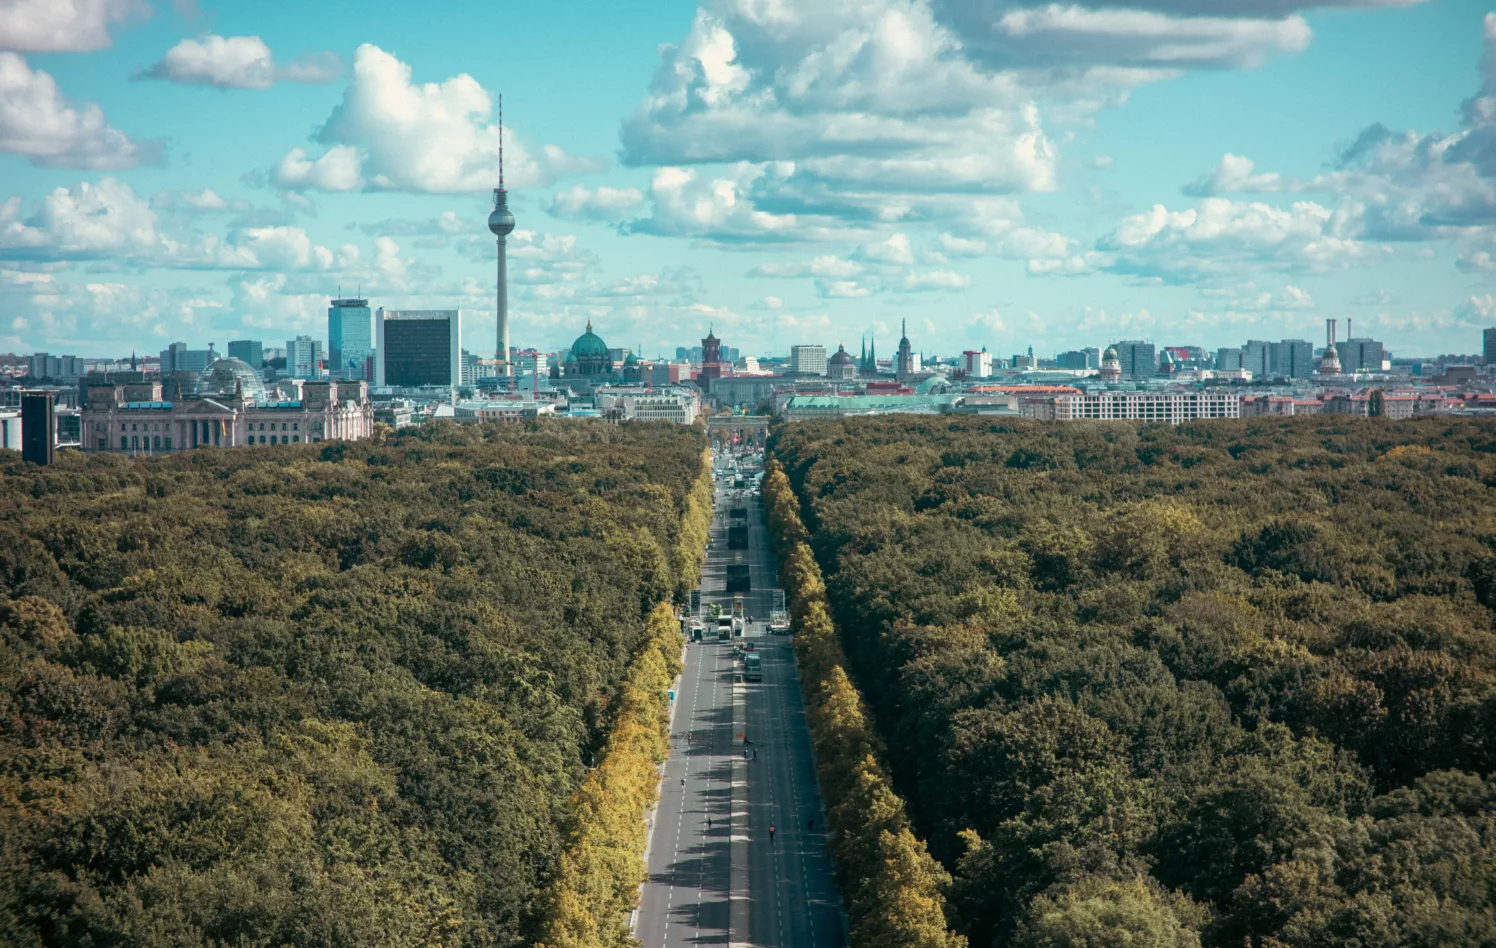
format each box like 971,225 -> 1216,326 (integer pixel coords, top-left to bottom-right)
0,1 -> 1490,360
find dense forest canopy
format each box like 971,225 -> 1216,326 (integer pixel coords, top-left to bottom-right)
0,421 -> 707,948
771,416 -> 1496,947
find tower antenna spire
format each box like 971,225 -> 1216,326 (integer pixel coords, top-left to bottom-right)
488,93 -> 516,376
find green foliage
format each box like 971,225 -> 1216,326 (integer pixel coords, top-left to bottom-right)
763,460 -> 966,948
0,420 -> 708,947
768,416 -> 1496,948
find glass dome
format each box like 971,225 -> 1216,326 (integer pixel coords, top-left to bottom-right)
195,357 -> 267,404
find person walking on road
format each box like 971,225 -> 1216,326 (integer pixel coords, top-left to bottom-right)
769,825 -> 775,844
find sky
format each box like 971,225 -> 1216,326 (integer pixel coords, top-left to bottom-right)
0,0 -> 1492,362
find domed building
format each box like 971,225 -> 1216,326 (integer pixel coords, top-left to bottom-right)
828,344 -> 857,380
566,320 -> 614,378
1099,346 -> 1122,383
195,357 -> 267,404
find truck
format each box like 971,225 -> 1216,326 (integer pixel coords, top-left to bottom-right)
717,617 -> 733,641
726,564 -> 751,594
729,506 -> 747,523
769,611 -> 790,635
732,597 -> 745,620
728,525 -> 748,550
690,621 -> 704,642
744,651 -> 762,681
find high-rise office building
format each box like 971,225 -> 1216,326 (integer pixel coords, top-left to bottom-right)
328,298 -> 373,380
160,342 -> 217,374
20,392 -> 55,465
1485,328 -> 1496,366
227,340 -> 264,368
1055,350 -> 1090,370
1216,347 -> 1244,371
1114,340 -> 1156,379
26,353 -> 83,380
1241,340 -> 1271,379
286,336 -> 323,379
1337,338 -> 1386,374
790,344 -> 828,376
1272,339 -> 1315,379
376,309 -> 462,388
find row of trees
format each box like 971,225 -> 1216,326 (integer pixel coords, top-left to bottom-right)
771,416 -> 1496,947
534,451 -> 711,948
762,459 -> 965,948
532,602 -> 686,948
0,420 -> 709,947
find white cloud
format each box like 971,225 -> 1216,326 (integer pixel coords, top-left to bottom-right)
982,5 -> 1311,69
1184,153 -> 1286,196
273,145 -> 363,191
273,44 -> 603,193
817,279 -> 872,298
1097,197 -> 1367,283
938,232 -> 988,256
0,0 -> 140,53
138,35 -> 342,90
627,163 -> 860,242
753,295 -> 784,309
549,184 -> 646,221
902,268 -> 971,290
855,232 -> 914,265
748,255 -> 863,279
621,2 -> 1058,207
152,187 -> 250,212
0,52 -> 153,168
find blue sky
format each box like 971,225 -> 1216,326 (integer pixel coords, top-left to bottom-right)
0,0 -> 1491,361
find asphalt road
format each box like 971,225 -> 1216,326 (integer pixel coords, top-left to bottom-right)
635,448 -> 844,948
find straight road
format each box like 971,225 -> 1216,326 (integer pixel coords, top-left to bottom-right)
636,446 -> 843,948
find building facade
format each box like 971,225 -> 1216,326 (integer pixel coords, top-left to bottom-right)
227,340 -> 264,369
328,298 -> 373,380
160,342 -> 218,375
376,309 -> 462,388
1114,341 -> 1156,379
789,344 -> 828,376
963,349 -> 994,377
1485,328 -> 1496,366
1053,391 -> 1241,423
828,345 -> 858,379
286,336 -> 323,379
82,378 -> 372,454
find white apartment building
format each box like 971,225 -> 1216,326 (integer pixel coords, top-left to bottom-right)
963,349 -> 993,378
1054,391 -> 1241,424
789,345 -> 828,376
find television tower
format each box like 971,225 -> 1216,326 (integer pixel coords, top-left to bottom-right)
487,94 -> 516,377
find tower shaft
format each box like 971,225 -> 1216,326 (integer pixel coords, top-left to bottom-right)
496,233 -> 509,374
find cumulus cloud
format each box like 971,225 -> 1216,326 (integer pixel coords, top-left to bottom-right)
271,44 -> 602,193
152,187 -> 250,212
549,184 -> 646,221
901,268 -> 971,290
138,35 -> 342,90
0,0 -> 141,53
0,176 -> 368,273
855,233 -> 915,265
625,163 -> 865,243
272,145 -> 363,191
1096,197 -> 1367,283
621,2 -> 1058,207
0,52 -> 156,168
1184,153 -> 1287,196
